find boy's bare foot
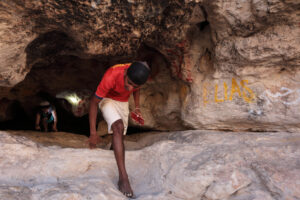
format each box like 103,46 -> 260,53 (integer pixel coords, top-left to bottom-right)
118,178 -> 134,198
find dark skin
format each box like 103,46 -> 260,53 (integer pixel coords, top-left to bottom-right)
89,70 -> 143,198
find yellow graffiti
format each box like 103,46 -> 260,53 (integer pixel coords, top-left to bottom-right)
203,78 -> 256,104
229,78 -> 242,101
241,80 -> 255,103
214,84 -> 224,102
203,83 -> 209,105
224,82 -> 228,100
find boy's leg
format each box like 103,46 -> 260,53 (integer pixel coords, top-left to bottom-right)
111,119 -> 133,197
42,118 -> 48,132
48,121 -> 54,132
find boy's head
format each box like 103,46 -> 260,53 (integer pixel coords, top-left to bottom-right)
125,62 -> 150,91
40,101 -> 50,112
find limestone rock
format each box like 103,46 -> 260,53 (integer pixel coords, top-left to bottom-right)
178,0 -> 300,132
0,0 -> 299,132
0,130 -> 299,199
0,0 -> 196,87
96,120 -> 108,136
0,1 -> 36,86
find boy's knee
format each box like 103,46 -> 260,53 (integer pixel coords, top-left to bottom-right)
112,119 -> 124,135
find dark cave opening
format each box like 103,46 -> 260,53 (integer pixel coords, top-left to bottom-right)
0,30 -> 167,136
0,100 -> 32,131
0,93 -> 154,137
0,92 -> 90,136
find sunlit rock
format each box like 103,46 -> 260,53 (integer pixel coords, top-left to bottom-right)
0,130 -> 299,199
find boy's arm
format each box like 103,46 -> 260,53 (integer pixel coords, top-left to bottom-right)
35,113 -> 41,130
52,110 -> 58,131
133,89 -> 140,109
89,68 -> 113,147
133,89 -> 142,116
88,95 -> 102,148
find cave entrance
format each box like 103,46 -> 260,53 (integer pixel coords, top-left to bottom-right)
0,31 -> 168,137
0,96 -> 157,138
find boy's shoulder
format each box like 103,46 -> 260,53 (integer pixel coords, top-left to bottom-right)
111,63 -> 131,69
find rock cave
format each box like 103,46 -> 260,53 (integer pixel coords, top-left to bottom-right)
0,0 -> 299,199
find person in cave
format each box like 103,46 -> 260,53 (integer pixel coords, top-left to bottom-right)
35,101 -> 58,132
89,62 -> 150,198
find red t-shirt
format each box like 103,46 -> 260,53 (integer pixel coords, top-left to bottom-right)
95,63 -> 137,102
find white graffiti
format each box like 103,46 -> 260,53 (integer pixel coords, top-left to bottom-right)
260,87 -> 300,105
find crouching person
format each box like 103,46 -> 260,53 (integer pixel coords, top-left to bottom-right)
35,101 -> 58,132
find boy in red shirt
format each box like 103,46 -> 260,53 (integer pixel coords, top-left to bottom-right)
89,62 -> 150,198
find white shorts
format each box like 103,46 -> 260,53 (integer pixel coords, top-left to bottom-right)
99,98 -> 129,135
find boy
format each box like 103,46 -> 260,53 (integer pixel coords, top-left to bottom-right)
89,62 -> 150,198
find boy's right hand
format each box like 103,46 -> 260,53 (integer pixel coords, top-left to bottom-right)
88,134 -> 101,149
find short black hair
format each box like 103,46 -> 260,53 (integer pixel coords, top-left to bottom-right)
40,105 -> 50,109
127,62 -> 150,85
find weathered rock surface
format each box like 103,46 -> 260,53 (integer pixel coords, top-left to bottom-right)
0,1 -> 36,86
0,130 -> 299,199
6,130 -> 88,148
0,0 -> 196,87
0,0 -> 300,132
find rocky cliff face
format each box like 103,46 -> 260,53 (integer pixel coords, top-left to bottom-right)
0,0 -> 299,132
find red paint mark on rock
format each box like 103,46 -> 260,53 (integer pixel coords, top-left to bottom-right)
165,40 -> 193,83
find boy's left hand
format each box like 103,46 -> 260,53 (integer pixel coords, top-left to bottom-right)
134,108 -> 142,117
131,108 -> 144,125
